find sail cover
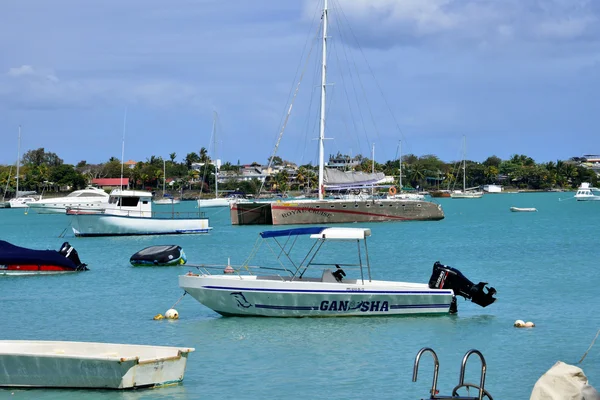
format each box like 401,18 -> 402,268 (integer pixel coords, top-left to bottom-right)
323,168 -> 385,189
0,240 -> 77,269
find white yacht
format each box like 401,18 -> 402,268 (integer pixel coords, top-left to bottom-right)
27,186 -> 109,214
574,183 -> 600,201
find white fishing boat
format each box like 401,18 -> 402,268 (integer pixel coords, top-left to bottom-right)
27,186 -> 109,214
574,182 -> 600,201
179,227 -> 496,317
510,207 -> 537,212
154,160 -> 181,205
451,136 -> 483,199
0,340 -> 194,389
70,189 -> 211,237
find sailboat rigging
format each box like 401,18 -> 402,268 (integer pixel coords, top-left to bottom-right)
450,136 -> 483,199
230,0 -> 445,225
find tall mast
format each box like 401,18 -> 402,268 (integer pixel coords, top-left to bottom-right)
16,125 -> 21,199
371,143 -> 375,196
163,159 -> 166,196
462,135 -> 466,192
212,111 -> 219,199
398,140 -> 402,190
318,0 -> 328,200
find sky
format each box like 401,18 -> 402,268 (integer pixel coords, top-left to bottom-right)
1,0 -> 599,167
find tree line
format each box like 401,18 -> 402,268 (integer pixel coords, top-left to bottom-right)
0,147 -> 597,197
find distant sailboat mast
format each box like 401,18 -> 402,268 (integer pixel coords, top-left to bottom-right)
398,140 -> 402,190
212,111 -> 219,200
318,0 -> 328,201
15,125 -> 21,199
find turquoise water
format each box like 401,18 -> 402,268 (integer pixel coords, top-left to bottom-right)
1,193 -> 599,399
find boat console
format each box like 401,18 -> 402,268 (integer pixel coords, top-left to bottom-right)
428,261 -> 496,310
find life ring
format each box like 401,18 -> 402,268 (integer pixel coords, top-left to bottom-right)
389,186 -> 397,196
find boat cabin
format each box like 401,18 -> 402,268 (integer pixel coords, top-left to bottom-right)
105,189 -> 153,217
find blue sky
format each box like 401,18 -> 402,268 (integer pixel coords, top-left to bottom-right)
1,0 -> 599,167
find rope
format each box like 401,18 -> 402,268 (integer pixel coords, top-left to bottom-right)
558,196 -> 575,202
170,291 -> 187,309
578,329 -> 600,364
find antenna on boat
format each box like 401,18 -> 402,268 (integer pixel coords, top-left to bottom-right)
318,0 -> 328,201
16,125 -> 21,200
120,107 -> 127,191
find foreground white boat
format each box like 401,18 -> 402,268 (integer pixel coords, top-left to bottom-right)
180,227 -> 496,317
70,189 -> 211,237
0,340 -> 194,389
28,186 -> 109,214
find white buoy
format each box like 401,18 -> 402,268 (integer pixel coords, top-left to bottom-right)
165,308 -> 179,320
525,321 -> 535,328
514,319 -> 526,327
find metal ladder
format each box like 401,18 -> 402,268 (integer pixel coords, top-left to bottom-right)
412,347 -> 493,400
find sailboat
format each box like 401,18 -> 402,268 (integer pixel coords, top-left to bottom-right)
9,126 -> 37,209
154,160 -> 181,205
197,112 -> 242,208
388,140 -> 425,201
450,136 -> 483,199
230,0 -> 444,225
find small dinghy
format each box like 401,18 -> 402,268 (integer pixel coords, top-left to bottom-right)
130,245 -> 187,266
510,207 -> 537,212
0,340 -> 194,389
0,241 -> 88,275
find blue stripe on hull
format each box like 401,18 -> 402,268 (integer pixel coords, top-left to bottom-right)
201,285 -> 452,295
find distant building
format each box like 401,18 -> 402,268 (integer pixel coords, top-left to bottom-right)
483,184 -> 502,193
92,178 -> 129,190
124,160 -> 137,169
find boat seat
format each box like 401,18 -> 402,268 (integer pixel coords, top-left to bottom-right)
321,269 -> 339,283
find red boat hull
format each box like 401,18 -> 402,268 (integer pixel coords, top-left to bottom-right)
0,264 -> 78,274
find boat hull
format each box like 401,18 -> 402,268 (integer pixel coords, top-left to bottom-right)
179,274 -> 453,317
231,199 -> 444,225
510,207 -> 537,212
197,198 -> 232,208
0,341 -> 193,389
71,214 -> 211,237
450,192 -> 483,199
0,264 -> 80,275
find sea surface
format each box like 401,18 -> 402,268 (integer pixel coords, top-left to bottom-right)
1,192 -> 599,399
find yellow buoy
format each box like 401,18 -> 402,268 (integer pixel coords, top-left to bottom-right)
165,308 -> 179,320
153,314 -> 164,320
514,319 -> 525,328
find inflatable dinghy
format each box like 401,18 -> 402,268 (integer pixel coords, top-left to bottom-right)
130,245 -> 186,266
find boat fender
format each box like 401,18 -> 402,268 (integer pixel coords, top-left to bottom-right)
165,308 -> 179,320
153,314 -> 164,320
389,186 -> 397,196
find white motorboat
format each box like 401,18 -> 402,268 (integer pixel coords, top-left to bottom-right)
70,189 -> 212,237
510,207 -> 537,212
0,340 -> 194,389
574,182 -> 600,201
179,227 -> 496,317
8,196 -> 37,208
27,186 -> 109,214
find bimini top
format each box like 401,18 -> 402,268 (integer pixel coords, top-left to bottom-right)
260,227 -> 371,240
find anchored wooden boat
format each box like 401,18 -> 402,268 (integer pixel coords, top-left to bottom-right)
0,340 -> 194,389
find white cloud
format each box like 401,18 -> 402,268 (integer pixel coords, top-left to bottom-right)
311,0 -> 600,49
0,65 -> 206,110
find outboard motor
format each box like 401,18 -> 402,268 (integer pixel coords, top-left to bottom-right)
59,242 -> 89,271
428,261 -> 496,308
